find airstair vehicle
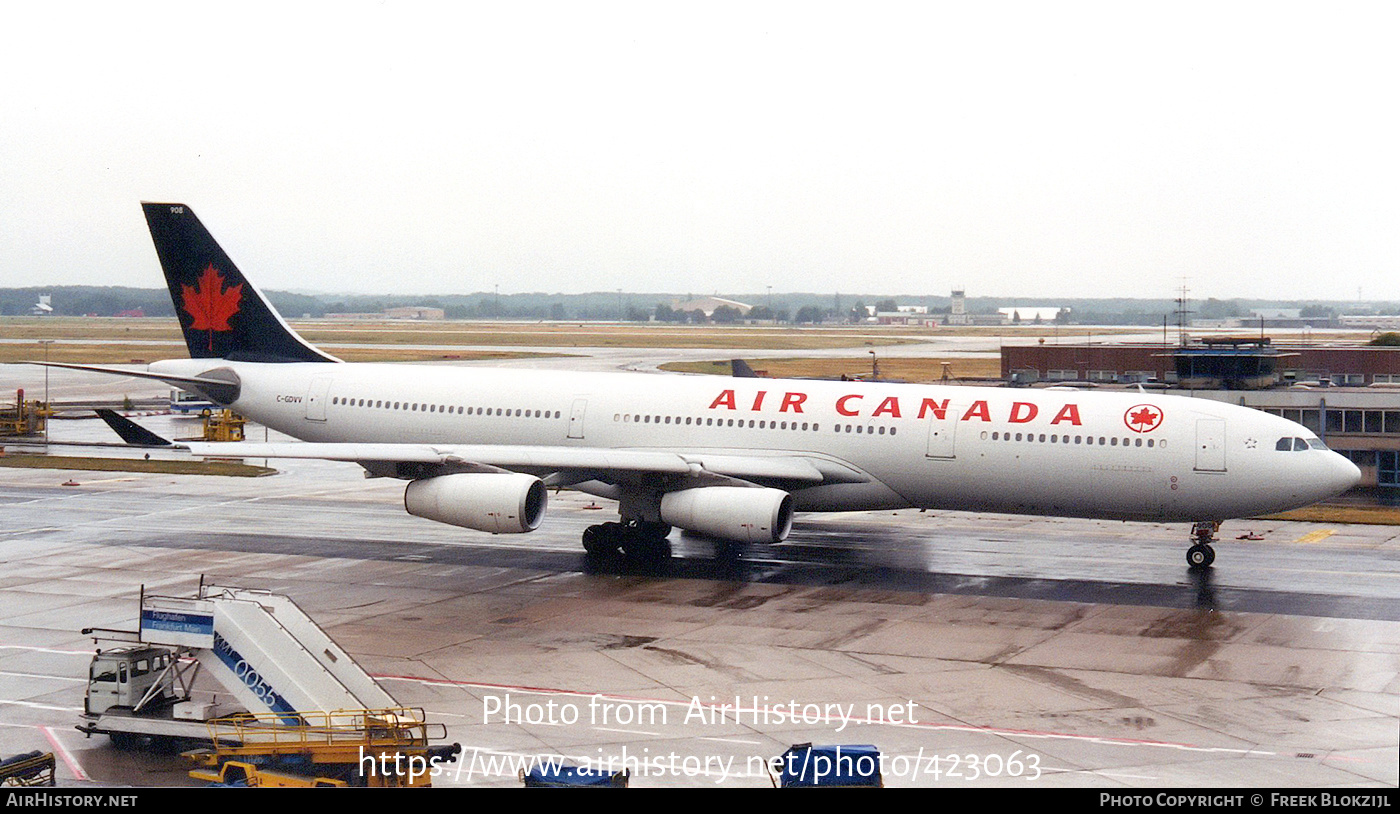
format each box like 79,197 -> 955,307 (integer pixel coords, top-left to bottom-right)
80,582 -> 458,786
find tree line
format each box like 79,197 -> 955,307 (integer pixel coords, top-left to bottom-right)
1,286 -> 1386,326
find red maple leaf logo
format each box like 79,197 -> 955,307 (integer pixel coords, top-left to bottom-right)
181,264 -> 242,352
1124,404 -> 1163,433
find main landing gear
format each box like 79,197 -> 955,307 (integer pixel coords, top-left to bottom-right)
1186,521 -> 1218,569
582,520 -> 672,560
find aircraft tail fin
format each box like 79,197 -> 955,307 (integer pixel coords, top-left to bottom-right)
141,203 -> 338,363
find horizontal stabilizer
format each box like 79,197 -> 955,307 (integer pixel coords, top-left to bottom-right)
26,362 -> 241,404
95,409 -> 172,447
731,359 -> 760,378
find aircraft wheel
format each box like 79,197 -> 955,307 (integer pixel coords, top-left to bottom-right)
619,524 -> 671,561
628,536 -> 672,562
1186,543 -> 1215,569
109,731 -> 137,751
582,524 -> 620,556
647,522 -> 672,538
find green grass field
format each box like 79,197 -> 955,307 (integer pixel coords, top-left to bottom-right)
0,316 -> 1136,363
661,356 -> 1001,382
0,453 -> 275,477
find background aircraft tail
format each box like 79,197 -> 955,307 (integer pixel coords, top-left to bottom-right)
142,202 -> 338,363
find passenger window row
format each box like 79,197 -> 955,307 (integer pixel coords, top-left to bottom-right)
986,431 -> 1163,449
616,414 -> 822,432
611,414 -> 911,435
834,424 -> 897,435
330,396 -> 560,419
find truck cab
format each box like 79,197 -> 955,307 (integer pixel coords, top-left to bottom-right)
86,647 -> 177,716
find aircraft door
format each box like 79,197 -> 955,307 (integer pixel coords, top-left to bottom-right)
305,377 -> 332,422
567,398 -> 587,439
925,405 -> 958,459
1194,418 -> 1226,472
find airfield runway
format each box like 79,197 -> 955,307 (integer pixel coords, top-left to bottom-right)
1,407 -> 1397,788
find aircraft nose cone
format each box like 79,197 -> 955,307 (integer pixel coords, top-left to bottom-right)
1324,452 -> 1361,497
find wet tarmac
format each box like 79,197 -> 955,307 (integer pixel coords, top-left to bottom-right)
0,410 -> 1397,789
1,365 -> 1398,788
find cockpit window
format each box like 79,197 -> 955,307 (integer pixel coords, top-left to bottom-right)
1293,437 -> 1310,451
1307,438 -> 1328,450
1276,438 -> 1293,451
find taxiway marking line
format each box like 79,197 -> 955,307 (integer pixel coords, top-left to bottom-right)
43,725 -> 88,783
0,646 -> 93,657
1295,529 -> 1338,544
0,670 -> 85,682
700,736 -> 765,745
0,700 -> 76,712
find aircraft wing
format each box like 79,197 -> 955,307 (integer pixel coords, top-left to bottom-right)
181,442 -> 868,485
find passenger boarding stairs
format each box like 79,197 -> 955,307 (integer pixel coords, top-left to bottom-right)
139,585 -> 397,722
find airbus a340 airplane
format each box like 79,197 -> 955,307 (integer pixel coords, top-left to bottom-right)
44,203 -> 1359,569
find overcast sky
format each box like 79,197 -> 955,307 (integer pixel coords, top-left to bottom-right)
1,2 -> 1395,301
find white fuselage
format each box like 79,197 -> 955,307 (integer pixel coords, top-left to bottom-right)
152,359 -> 1361,524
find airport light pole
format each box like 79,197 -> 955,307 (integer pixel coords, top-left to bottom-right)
39,340 -> 53,444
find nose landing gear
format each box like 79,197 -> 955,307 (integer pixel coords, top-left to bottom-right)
1186,521 -> 1218,569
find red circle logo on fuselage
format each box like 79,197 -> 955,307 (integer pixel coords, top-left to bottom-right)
1124,404 -> 1163,433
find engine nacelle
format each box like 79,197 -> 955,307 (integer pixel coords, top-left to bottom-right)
404,473 -> 547,534
660,487 -> 793,544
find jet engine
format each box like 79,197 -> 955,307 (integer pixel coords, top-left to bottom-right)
659,486 -> 793,544
404,473 -> 547,534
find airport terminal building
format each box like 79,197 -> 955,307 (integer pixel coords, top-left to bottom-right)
1001,341 -> 1400,490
